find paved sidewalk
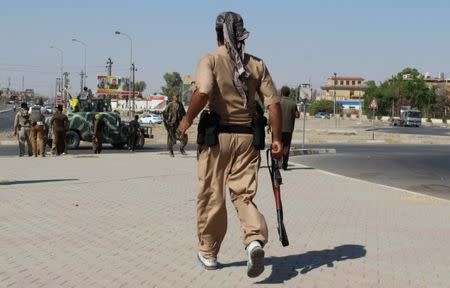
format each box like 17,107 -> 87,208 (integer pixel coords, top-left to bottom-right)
0,152 -> 449,287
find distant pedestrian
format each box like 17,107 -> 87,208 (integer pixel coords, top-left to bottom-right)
29,105 -> 47,157
13,102 -> 32,157
50,105 -> 69,155
128,115 -> 140,151
163,94 -> 187,157
92,114 -> 105,154
280,86 -> 300,170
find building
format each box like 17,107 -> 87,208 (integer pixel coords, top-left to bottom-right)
424,74 -> 450,98
320,76 -> 366,110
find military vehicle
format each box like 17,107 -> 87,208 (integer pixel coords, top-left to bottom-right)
46,98 -> 153,150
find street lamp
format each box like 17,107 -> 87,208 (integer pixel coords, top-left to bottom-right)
72,38 -> 87,92
300,83 -> 312,149
115,30 -> 134,114
50,45 -> 64,106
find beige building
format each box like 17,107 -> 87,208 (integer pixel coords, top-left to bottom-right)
424,76 -> 450,99
320,76 -> 366,101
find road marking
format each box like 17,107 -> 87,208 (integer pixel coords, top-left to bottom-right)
288,162 -> 450,204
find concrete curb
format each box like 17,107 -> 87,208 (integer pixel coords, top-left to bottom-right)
290,148 -> 337,156
0,140 -> 16,145
0,108 -> 12,113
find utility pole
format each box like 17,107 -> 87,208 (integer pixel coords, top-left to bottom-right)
132,63 -> 136,116
333,72 -> 337,128
80,70 -> 85,93
63,72 -> 69,108
106,57 -> 113,76
22,76 -> 24,91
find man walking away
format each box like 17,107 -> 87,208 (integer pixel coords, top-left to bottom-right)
29,105 -> 47,157
280,86 -> 300,170
163,94 -> 188,157
178,12 -> 283,277
13,102 -> 32,157
50,105 -> 69,156
92,114 -> 105,154
128,115 -> 140,151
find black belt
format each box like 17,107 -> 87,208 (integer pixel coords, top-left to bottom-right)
218,125 -> 253,134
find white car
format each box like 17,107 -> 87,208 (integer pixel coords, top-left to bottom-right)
139,114 -> 163,124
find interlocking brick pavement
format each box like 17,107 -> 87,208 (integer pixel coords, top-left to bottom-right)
0,152 -> 449,287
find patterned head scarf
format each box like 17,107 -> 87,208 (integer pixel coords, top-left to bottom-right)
216,12 -> 250,108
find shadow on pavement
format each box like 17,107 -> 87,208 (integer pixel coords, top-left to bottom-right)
222,244 -> 366,284
0,179 -> 79,186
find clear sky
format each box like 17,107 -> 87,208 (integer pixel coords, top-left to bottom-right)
1,0 -> 449,97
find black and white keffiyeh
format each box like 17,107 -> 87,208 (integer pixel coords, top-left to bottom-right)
216,12 -> 250,108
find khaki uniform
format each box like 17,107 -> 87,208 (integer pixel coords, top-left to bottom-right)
30,113 -> 46,157
14,109 -> 32,156
51,111 -> 69,155
195,46 -> 280,258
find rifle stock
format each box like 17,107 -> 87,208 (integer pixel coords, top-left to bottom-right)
267,149 -> 289,247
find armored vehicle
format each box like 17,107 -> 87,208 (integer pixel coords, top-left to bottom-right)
46,99 -> 152,150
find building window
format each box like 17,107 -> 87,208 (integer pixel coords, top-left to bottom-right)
352,81 -> 355,85
340,80 -> 344,85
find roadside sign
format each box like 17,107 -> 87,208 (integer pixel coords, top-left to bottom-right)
370,98 -> 378,110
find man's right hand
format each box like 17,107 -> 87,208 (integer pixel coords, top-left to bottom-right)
13,131 -> 17,137
177,116 -> 192,135
271,140 -> 282,159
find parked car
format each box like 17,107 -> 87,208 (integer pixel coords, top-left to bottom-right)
314,112 -> 330,119
139,113 -> 163,124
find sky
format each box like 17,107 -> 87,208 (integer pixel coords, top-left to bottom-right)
1,0 -> 449,97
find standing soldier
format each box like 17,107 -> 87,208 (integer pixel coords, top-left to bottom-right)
128,115 -> 140,152
13,102 -> 32,157
50,105 -> 69,156
92,114 -> 105,154
178,12 -> 282,277
279,86 -> 300,170
29,105 -> 47,157
163,94 -> 187,157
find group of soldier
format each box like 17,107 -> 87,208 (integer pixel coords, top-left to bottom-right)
13,102 -> 69,157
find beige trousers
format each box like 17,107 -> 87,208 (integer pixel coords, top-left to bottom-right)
18,127 -> 32,156
197,133 -> 268,258
31,125 -> 46,156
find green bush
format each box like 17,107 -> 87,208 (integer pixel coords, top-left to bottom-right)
426,117 -> 432,123
346,112 -> 352,118
442,117 -> 447,124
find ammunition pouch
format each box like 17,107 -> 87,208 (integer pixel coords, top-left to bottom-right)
252,105 -> 268,150
197,110 -> 221,147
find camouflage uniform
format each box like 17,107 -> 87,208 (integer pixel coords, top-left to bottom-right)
92,117 -> 105,154
128,119 -> 140,151
14,108 -> 32,156
163,101 -> 188,155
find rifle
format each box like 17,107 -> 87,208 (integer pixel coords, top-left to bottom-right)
266,148 -> 289,247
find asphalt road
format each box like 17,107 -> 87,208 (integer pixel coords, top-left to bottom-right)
0,109 -> 15,133
1,133 -> 449,200
291,144 -> 450,200
376,126 -> 450,136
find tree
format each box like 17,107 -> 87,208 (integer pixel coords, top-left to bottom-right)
363,68 -> 437,117
308,100 -> 335,115
161,72 -> 182,99
133,81 -> 147,92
